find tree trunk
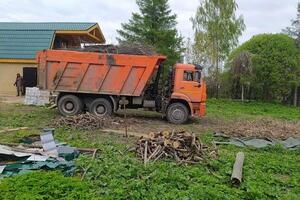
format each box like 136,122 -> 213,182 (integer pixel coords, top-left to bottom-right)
215,38 -> 219,99
241,85 -> 244,101
247,84 -> 251,100
263,85 -> 272,102
216,57 -> 219,99
294,86 -> 298,107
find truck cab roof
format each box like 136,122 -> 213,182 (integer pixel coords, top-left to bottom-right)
174,63 -> 202,70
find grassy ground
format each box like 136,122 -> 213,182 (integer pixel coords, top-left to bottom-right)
206,99 -> 300,120
0,100 -> 299,200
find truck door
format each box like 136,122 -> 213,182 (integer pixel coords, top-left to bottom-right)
175,69 -> 202,102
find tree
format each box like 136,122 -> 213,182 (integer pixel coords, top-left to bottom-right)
184,37 -> 210,68
191,0 -> 245,98
117,0 -> 184,67
184,38 -> 193,64
283,2 -> 300,106
283,2 -> 300,46
227,34 -> 300,104
230,51 -> 252,101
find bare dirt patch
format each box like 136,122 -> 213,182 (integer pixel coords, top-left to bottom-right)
107,112 -> 300,139
0,94 -> 24,104
55,114 -> 299,139
45,108 -> 300,140
214,117 -> 300,139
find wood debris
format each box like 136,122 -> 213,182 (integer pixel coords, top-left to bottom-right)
133,130 -> 218,164
0,127 -> 29,134
53,113 -> 125,131
0,142 -> 97,154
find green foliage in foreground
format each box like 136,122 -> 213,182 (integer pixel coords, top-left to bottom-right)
0,171 -> 97,200
0,100 -> 300,199
76,142 -> 300,200
206,99 -> 300,120
1,140 -> 299,200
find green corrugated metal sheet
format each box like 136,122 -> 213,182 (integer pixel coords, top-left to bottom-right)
0,22 -> 96,31
0,30 -> 54,59
0,22 -> 97,59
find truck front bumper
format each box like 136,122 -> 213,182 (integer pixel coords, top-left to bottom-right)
191,102 -> 206,118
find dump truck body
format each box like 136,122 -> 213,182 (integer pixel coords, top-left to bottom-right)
37,49 -> 206,124
37,50 -> 166,96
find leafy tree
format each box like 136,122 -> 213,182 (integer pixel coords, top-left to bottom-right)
227,34 -> 300,104
283,2 -> 300,106
117,0 -> 184,67
184,37 -> 210,68
191,0 -> 245,98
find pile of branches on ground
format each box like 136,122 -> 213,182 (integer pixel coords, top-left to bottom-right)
53,113 -> 125,131
82,42 -> 157,55
133,130 -> 218,164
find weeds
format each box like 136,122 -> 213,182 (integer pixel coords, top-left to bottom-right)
0,171 -> 97,200
0,100 -> 300,199
74,141 -> 300,199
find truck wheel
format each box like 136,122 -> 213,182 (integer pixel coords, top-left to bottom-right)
166,103 -> 189,124
89,98 -> 112,117
58,95 -> 83,116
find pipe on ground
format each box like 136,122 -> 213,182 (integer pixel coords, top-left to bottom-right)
231,152 -> 245,186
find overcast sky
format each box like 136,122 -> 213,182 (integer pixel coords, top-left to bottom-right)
0,0 -> 298,44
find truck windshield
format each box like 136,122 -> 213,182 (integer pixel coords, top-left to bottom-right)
183,70 -> 201,83
194,71 -> 201,83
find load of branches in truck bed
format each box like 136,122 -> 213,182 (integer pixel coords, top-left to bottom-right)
80,42 -> 157,55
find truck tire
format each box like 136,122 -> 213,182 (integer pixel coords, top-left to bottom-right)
166,102 -> 189,124
89,98 -> 113,117
58,95 -> 83,116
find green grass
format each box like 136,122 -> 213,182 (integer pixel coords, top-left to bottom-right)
72,134 -> 300,200
207,99 -> 300,120
58,130 -> 300,200
2,130 -> 299,200
0,100 -> 300,199
0,104 -> 57,129
0,103 -> 57,142
0,171 -> 97,200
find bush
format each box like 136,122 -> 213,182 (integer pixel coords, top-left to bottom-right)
226,34 -> 300,103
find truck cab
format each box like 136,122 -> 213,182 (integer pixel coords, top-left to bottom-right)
165,64 -> 206,124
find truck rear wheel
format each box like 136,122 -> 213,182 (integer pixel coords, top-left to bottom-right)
89,98 -> 112,117
58,95 -> 83,116
166,102 -> 189,124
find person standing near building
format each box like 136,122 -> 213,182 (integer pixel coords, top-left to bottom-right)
14,73 -> 24,96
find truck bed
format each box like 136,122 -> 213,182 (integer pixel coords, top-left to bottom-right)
37,50 -> 166,96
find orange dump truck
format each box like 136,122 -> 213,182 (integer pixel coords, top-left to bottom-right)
37,50 -> 206,124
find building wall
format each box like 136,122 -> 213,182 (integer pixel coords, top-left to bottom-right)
0,63 -> 36,95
